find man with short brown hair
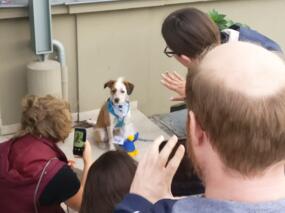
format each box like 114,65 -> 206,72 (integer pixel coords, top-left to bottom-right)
115,42 -> 285,212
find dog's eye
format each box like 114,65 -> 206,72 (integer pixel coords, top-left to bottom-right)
121,90 -> 125,94
111,89 -> 117,94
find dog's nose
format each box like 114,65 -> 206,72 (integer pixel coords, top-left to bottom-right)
114,98 -> 119,103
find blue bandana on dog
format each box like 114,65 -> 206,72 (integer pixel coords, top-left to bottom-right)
107,98 -> 130,128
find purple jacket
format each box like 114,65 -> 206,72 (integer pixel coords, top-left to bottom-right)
0,134 -> 67,213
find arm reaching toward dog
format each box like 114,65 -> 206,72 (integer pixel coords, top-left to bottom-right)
130,135 -> 185,203
161,72 -> 186,101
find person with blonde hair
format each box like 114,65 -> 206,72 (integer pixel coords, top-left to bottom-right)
0,95 -> 92,213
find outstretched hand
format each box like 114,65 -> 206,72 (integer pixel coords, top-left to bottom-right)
130,135 -> 185,203
161,71 -> 186,101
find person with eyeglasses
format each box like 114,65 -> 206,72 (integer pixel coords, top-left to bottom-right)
160,7 -> 282,102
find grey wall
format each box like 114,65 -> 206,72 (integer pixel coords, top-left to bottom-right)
0,0 -> 284,128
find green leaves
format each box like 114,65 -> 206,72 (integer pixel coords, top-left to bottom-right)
208,9 -> 227,30
208,9 -> 248,30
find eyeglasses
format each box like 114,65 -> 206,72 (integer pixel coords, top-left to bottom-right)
164,46 -> 176,57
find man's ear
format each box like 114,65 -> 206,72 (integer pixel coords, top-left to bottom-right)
123,81 -> 134,95
188,111 -> 206,147
175,54 -> 193,68
104,80 -> 115,89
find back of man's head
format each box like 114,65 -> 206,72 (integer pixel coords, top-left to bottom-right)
186,41 -> 285,176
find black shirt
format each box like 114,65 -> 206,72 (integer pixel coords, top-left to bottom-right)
39,165 -> 80,205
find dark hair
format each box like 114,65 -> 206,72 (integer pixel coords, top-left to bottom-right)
162,8 -> 220,58
80,151 -> 137,213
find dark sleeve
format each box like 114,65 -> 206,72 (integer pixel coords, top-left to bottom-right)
39,165 -> 80,205
238,26 -> 283,52
114,193 -> 176,213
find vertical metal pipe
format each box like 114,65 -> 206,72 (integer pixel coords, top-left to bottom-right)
53,40 -> 68,101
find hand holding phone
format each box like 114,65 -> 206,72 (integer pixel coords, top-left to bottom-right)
159,137 -> 187,165
130,135 -> 185,203
73,128 -> 87,156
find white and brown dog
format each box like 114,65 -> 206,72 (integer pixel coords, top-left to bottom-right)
94,77 -> 134,150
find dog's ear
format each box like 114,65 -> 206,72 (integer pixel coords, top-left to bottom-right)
124,81 -> 134,95
104,80 -> 115,89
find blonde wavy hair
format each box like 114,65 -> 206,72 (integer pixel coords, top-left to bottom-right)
15,95 -> 72,142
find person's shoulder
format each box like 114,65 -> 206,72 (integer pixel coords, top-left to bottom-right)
172,195 -> 215,213
114,194 -> 177,213
172,196 -> 285,212
172,195 -> 204,213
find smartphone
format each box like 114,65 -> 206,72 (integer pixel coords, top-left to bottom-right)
73,128 -> 87,156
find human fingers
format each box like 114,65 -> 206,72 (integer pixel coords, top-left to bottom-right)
165,145 -> 185,178
150,135 -> 165,155
84,140 -> 91,153
67,160 -> 76,168
129,136 -> 165,198
170,96 -> 186,101
164,72 -> 180,82
167,72 -> 183,82
161,77 -> 181,86
173,71 -> 184,81
83,140 -> 92,164
161,80 -> 180,92
137,135 -> 164,169
161,79 -> 173,90
161,73 -> 181,85
167,72 -> 179,82
159,135 -> 178,167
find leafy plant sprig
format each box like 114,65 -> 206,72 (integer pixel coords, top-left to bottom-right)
208,9 -> 248,30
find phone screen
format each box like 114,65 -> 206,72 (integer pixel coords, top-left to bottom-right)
73,128 -> 86,156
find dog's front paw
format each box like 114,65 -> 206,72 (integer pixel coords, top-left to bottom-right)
86,119 -> 97,126
109,141 -> 116,150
